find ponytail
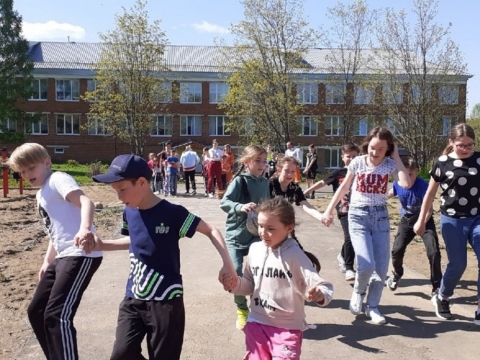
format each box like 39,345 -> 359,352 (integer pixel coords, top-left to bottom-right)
442,145 -> 453,155
290,229 -> 321,272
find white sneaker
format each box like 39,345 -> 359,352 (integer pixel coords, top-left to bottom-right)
337,253 -> 346,273
345,270 -> 356,281
365,306 -> 386,325
208,193 -> 214,198
349,290 -> 365,315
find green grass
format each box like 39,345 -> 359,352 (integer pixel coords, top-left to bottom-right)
51,164 -> 95,185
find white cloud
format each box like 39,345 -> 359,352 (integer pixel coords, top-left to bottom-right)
22,21 -> 86,41
191,21 -> 229,34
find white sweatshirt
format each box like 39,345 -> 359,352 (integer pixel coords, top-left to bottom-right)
231,238 -> 333,330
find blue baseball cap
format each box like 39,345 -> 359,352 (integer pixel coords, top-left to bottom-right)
92,154 -> 152,183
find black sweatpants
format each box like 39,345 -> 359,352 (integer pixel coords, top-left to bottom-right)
27,256 -> 102,360
339,215 -> 355,271
110,297 -> 185,360
184,170 -> 196,192
391,215 -> 442,289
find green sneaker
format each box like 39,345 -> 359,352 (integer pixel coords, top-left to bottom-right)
236,309 -> 249,330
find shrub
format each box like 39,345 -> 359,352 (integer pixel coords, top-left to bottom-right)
66,159 -> 79,166
87,161 -> 107,177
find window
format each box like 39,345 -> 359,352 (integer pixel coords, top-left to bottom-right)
324,147 -> 341,169
410,85 -> 432,104
26,114 -> 48,135
56,114 -> 80,135
209,83 -> 229,104
54,148 -> 65,154
297,83 -> 318,104
30,79 -> 47,100
439,116 -> 457,136
56,80 -> 80,101
353,116 -> 372,136
382,84 -> 402,104
438,85 -> 459,105
325,84 -> 345,104
354,85 -> 375,104
151,115 -> 173,136
158,82 -> 172,103
88,118 -> 111,135
180,83 -> 202,103
384,117 -> 398,135
180,115 -> 202,136
0,119 -> 17,133
324,116 -> 344,136
298,116 -> 317,136
209,115 -> 230,136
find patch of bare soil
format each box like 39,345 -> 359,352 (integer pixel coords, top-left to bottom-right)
0,184 -> 121,359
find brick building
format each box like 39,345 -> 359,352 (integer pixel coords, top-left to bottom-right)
0,42 -> 470,168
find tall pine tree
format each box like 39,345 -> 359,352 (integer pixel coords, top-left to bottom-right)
0,0 -> 33,142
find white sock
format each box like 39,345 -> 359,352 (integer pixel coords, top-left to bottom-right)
438,294 -> 449,301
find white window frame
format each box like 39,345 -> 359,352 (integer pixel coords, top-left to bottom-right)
88,117 -> 111,136
354,85 -> 375,104
324,147 -> 342,169
54,148 -> 65,154
298,116 -> 317,136
158,82 -> 172,103
353,116 -> 372,137
0,119 -> 17,133
151,115 -> 173,136
180,115 -> 202,136
382,84 -> 403,105
297,83 -> 318,104
56,79 -> 80,101
209,115 -> 230,136
325,83 -> 345,104
30,79 -> 47,101
56,114 -> 81,135
439,116 -> 457,136
26,113 -> 49,135
438,85 -> 459,105
180,82 -> 202,104
209,83 -> 229,104
324,116 -> 344,137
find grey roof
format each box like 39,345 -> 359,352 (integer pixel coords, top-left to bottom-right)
27,42 -> 471,80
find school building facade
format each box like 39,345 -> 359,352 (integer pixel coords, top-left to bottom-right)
1,42 -> 470,168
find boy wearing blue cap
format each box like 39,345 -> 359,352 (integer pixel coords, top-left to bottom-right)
88,154 -> 236,360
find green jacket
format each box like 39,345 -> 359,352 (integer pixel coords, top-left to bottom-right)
220,173 -> 270,247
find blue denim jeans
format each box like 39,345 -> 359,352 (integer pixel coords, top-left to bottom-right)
168,172 -> 177,195
439,214 -> 480,299
348,205 -> 390,309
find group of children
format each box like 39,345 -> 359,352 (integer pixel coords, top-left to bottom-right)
146,145 -> 180,197
8,122 -> 480,360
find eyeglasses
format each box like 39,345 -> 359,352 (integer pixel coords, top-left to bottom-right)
454,143 -> 475,150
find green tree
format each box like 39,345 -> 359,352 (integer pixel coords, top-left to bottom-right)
467,103 -> 480,150
375,0 -> 468,168
320,0 -> 377,142
0,0 -> 34,142
83,0 -> 170,156
218,0 -> 318,149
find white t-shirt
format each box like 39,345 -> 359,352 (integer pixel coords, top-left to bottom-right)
209,148 -> 223,161
285,147 -> 303,166
36,171 -> 103,258
348,155 -> 397,207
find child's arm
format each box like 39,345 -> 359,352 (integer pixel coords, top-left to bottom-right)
220,178 -> 255,214
223,256 -> 255,295
321,171 -> 355,227
388,188 -> 395,198
304,180 -> 326,195
414,178 -> 439,236
299,200 -> 322,221
38,241 -> 57,280
195,220 -> 236,282
391,144 -> 410,189
67,190 -> 96,247
294,253 -> 333,306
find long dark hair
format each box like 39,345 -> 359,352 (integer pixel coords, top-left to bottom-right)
442,123 -> 476,155
256,197 -> 321,272
361,127 -> 394,157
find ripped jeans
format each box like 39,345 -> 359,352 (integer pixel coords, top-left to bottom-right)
348,205 -> 390,309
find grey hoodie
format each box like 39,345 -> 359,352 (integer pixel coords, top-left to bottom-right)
220,174 -> 270,248
231,238 -> 334,331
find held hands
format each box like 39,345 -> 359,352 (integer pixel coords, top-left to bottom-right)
241,202 -> 257,213
321,212 -> 334,227
307,286 -> 325,304
220,271 -> 238,291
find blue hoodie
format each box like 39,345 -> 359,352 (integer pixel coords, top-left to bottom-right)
220,173 -> 270,248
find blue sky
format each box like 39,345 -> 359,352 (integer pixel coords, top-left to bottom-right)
14,0 -> 479,114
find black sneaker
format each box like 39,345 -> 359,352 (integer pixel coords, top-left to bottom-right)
191,190 -> 196,195
386,275 -> 399,291
185,191 -> 190,195
474,310 -> 480,326
431,294 -> 453,320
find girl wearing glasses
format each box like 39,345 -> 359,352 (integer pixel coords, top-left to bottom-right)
415,123 -> 480,325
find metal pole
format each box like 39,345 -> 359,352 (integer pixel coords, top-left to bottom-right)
2,147 -> 8,198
